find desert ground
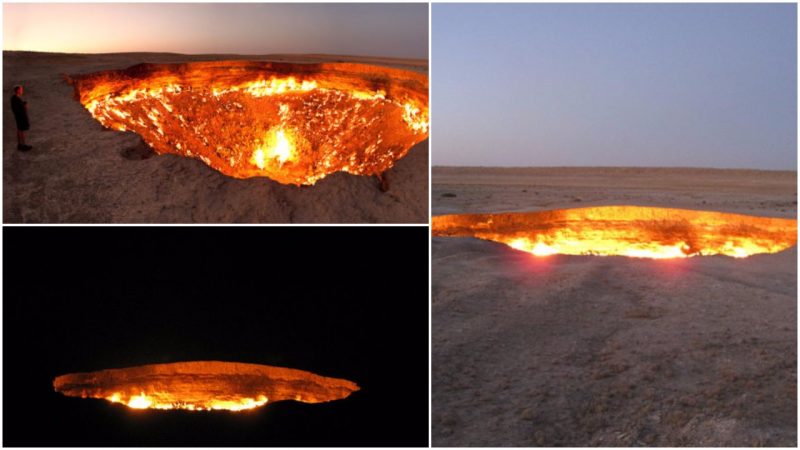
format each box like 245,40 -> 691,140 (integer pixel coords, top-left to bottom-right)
432,167 -> 796,446
3,51 -> 428,223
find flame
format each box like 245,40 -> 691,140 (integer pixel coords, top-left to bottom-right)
104,391 -> 269,411
402,102 -> 429,134
54,360 -> 359,412
432,206 -> 797,259
509,238 -> 559,257
209,77 -> 319,98
352,89 -> 386,101
126,392 -> 152,409
68,61 -> 429,186
507,236 -> 695,259
251,128 -> 294,168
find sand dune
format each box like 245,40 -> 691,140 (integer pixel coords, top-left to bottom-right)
3,51 -> 428,223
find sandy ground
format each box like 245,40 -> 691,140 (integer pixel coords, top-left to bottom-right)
432,167 -> 797,446
3,51 -> 428,223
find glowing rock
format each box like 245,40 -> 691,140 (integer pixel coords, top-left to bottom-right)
67,61 -> 429,185
53,361 -> 359,411
432,206 -> 797,259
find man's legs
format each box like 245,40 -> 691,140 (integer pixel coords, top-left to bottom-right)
17,129 -> 31,150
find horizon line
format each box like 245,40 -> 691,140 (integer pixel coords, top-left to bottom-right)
2,49 -> 429,62
432,165 -> 797,173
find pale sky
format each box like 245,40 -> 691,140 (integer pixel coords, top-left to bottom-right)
433,4 -> 796,170
3,3 -> 428,58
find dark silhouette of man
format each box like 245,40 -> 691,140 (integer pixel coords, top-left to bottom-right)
11,85 -> 32,151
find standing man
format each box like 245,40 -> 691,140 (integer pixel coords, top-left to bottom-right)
11,85 -> 32,151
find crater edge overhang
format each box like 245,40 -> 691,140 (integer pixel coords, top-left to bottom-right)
67,60 -> 429,185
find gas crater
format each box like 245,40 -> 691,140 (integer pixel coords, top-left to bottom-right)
67,61 -> 429,185
53,361 -> 359,412
432,206 -> 797,259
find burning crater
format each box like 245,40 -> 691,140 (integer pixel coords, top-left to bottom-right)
432,206 -> 797,259
53,361 -> 359,412
67,61 -> 428,185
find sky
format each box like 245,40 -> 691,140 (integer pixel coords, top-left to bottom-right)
3,3 -> 428,58
432,4 -> 797,170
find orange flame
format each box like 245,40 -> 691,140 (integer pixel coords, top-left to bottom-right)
432,206 -> 797,259
104,391 -> 269,411
251,128 -> 295,168
68,61 -> 429,186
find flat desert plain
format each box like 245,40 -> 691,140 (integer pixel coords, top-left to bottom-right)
3,51 -> 428,223
432,167 -> 796,446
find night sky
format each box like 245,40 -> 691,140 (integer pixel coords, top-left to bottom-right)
3,227 -> 429,446
433,3 -> 796,169
3,3 -> 428,58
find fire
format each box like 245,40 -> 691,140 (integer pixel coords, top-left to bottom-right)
264,128 -> 293,164
239,77 -> 317,97
67,61 -> 429,186
54,361 -> 359,412
432,206 -> 797,259
251,128 -> 294,168
104,391 -> 270,411
509,238 -> 559,256
402,102 -> 429,134
126,392 -> 152,409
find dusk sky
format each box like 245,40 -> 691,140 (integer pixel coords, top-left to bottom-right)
3,3 -> 428,58
433,4 -> 796,170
